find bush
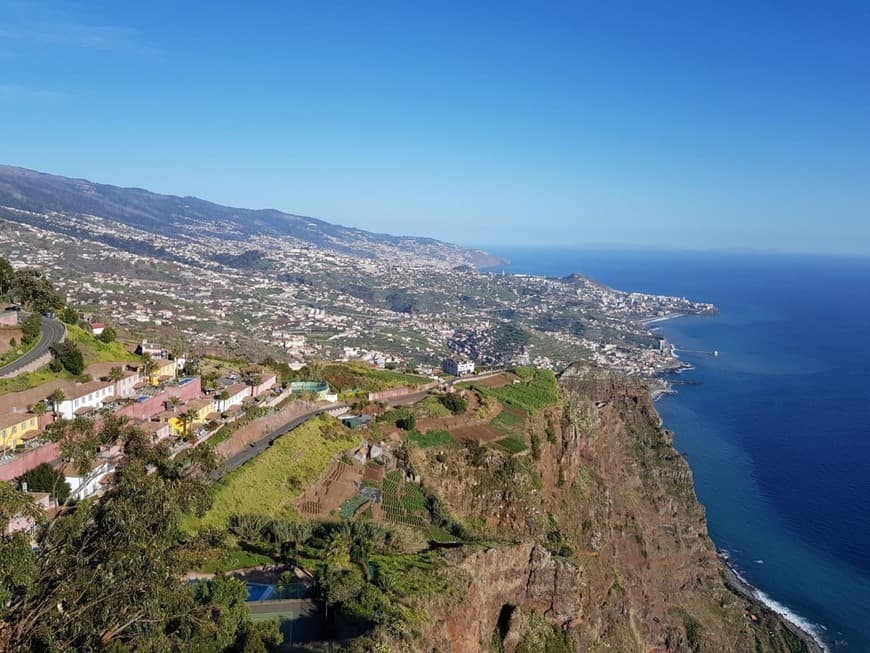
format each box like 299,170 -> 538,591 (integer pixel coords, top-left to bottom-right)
438,393 -> 468,414
52,341 -> 84,375
97,327 -> 117,343
20,463 -> 71,502
227,513 -> 269,542
20,312 -> 41,345
396,414 -> 416,431
59,307 -> 79,325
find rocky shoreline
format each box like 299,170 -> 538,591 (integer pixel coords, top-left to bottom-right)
720,557 -> 827,653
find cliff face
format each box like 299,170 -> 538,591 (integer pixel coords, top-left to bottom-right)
409,366 -> 810,653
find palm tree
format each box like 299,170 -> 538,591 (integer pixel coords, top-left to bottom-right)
178,409 -> 197,441
107,366 -> 124,382
167,396 -> 181,413
141,353 -> 158,383
30,400 -> 48,418
48,389 -> 65,417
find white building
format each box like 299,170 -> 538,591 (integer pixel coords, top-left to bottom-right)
215,382 -> 251,413
442,356 -> 475,376
112,368 -> 143,398
63,460 -> 115,500
55,382 -> 116,420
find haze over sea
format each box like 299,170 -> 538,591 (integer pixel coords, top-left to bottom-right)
484,248 -> 870,651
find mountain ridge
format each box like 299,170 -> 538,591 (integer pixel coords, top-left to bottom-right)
0,164 -> 505,268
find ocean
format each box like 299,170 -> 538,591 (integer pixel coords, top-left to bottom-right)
483,248 -> 870,652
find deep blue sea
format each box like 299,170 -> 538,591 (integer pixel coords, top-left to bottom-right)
484,247 -> 870,652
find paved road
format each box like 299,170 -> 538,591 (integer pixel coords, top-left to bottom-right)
218,405 -> 346,477
216,388 -> 438,478
0,314 -> 65,378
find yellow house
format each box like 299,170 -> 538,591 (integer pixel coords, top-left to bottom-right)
0,413 -> 39,450
168,397 -> 216,437
148,359 -> 178,385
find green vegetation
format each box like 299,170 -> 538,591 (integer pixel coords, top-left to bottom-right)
504,608 -> 574,653
198,548 -> 276,574
438,392 -> 468,414
20,312 -> 41,345
482,367 -> 560,413
50,341 -> 84,375
319,362 -> 430,394
191,414 -> 359,529
0,332 -> 38,369
1,418 -> 278,651
382,471 -> 426,527
19,463 -> 71,502
491,407 -> 526,433
494,435 -> 529,454
66,324 -> 139,365
97,326 -> 117,343
340,495 -> 370,520
0,262 -> 62,314
414,395 -> 452,418
406,429 -> 456,449
0,366 -> 76,395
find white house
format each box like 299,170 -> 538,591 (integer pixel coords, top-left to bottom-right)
442,356 -> 475,377
112,368 -> 143,398
55,382 -> 116,420
215,382 -> 251,413
63,460 -> 115,500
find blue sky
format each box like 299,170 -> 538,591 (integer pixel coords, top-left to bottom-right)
1,1 -> 869,254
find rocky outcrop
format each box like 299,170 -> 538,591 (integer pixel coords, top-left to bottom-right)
407,365 -> 812,653
419,543 -> 583,653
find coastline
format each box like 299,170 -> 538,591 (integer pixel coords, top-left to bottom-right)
650,311 -> 827,653
719,554 -> 827,653
641,311 -> 686,327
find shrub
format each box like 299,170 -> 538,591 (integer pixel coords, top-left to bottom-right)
20,312 -> 41,345
438,393 -> 467,414
20,463 -> 71,502
97,327 -> 117,343
59,307 -> 79,324
227,513 -> 269,541
52,341 -> 84,375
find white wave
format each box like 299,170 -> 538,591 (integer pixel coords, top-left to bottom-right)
739,575 -> 829,652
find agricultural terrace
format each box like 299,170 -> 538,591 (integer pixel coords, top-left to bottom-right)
475,367 -> 560,413
188,414 -> 359,530
437,367 -> 561,454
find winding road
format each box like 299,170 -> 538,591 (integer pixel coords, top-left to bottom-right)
0,314 -> 66,379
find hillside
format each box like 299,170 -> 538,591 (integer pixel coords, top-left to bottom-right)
0,164 -> 503,268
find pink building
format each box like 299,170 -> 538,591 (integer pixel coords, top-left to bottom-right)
5,491 -> 51,535
0,442 -> 62,482
251,373 -> 277,398
113,377 -> 202,422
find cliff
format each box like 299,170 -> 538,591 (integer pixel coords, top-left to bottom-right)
401,365 -> 814,653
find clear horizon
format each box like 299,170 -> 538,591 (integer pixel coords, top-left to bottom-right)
2,2 -> 869,255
